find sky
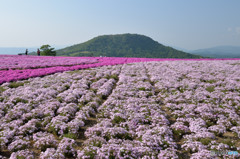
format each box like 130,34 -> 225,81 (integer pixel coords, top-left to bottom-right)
0,0 -> 240,51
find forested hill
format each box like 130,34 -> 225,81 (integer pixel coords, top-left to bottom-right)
57,34 -> 202,58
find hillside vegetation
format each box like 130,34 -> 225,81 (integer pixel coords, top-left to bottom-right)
57,34 -> 202,58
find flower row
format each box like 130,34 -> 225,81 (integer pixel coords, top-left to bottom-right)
145,60 -> 240,158
1,55 -> 239,84
77,63 -> 179,158
0,55 -> 98,70
0,64 -> 122,158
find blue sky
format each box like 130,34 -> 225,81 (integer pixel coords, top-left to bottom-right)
0,0 -> 240,50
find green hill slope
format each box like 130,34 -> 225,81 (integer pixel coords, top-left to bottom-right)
57,34 -> 202,58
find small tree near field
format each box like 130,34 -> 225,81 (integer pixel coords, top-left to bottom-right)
40,44 -> 56,56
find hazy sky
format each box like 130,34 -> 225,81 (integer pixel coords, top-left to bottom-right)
0,0 -> 240,50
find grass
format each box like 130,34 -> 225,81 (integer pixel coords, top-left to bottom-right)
231,63 -> 240,65
206,86 -> 215,92
146,92 -> 153,98
206,80 -> 216,84
0,86 -> 6,93
89,88 -> 97,93
66,70 -> 82,74
12,98 -> 28,105
105,74 -> 119,81
199,138 -> 212,145
201,79 -> 217,84
112,116 -> 126,124
0,97 -> 4,102
8,82 -> 24,88
172,129 -> 184,141
221,138 -> 236,147
63,133 -> 78,140
138,87 -> 146,91
56,97 -> 63,103
177,87 -> 186,93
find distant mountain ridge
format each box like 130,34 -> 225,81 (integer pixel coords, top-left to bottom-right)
0,47 -> 37,55
57,34 -> 202,58
190,46 -> 240,58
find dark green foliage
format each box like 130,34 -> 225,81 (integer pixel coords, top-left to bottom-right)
230,120 -> 238,126
56,97 -> 63,103
84,151 -> 96,159
63,133 -> 77,139
206,120 -> 215,127
57,34 -> 202,58
201,79 -> 216,84
221,139 -> 235,147
39,144 -> 55,152
172,129 -> 184,141
177,87 -> 186,93
0,97 -> 4,102
114,133 -> 133,140
8,82 -> 24,88
112,116 -> 126,124
206,80 -> 216,84
138,87 -> 146,91
92,141 -> 102,147
12,98 -> 28,105
40,44 -> 56,56
146,92 -> 153,98
0,86 -> 6,93
47,126 -> 59,136
199,138 -> 212,145
206,86 -> 215,92
105,74 -> 119,80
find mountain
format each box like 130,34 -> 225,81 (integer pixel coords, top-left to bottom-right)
0,47 -> 37,55
57,34 -> 202,58
190,46 -> 240,58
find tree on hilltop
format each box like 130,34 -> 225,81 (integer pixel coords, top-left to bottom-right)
40,44 -> 56,56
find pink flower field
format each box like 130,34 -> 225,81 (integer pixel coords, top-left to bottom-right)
0,55 -> 239,85
0,55 -> 240,158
